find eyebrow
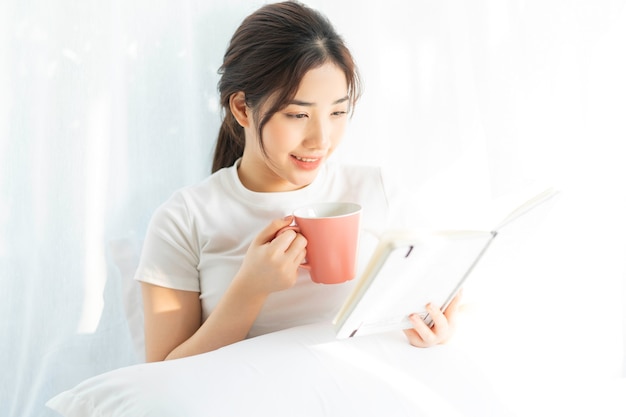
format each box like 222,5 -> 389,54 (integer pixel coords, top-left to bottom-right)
288,95 -> 350,106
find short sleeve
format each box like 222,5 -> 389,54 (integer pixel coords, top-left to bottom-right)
134,192 -> 201,292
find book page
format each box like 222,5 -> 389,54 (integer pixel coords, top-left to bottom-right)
335,231 -> 494,338
492,187 -> 559,232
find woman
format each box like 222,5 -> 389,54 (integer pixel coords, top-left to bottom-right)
136,1 -> 461,362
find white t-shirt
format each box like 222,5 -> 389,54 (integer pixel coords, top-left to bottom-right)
135,159 -> 407,337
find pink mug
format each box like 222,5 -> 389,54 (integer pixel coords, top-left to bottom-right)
289,202 -> 362,284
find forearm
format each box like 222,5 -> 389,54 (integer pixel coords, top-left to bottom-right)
164,277 -> 268,360
159,217 -> 304,360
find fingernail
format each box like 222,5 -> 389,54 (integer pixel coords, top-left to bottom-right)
283,215 -> 293,221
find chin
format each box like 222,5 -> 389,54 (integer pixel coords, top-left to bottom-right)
288,171 -> 319,189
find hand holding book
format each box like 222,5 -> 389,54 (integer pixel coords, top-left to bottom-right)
404,290 -> 464,348
333,186 -> 559,339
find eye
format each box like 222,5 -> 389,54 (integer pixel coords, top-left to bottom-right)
286,113 -> 308,119
331,110 -> 348,117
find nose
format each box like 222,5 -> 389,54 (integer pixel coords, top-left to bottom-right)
304,118 -> 330,150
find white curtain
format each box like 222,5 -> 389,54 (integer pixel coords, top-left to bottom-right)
1,1 -> 625,416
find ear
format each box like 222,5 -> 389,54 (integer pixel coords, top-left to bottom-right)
229,92 -> 251,128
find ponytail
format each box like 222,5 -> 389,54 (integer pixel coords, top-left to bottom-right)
211,110 -> 244,173
211,2 -> 361,175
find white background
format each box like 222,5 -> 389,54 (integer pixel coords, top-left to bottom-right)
1,1 -> 625,416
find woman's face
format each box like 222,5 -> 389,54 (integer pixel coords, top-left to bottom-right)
238,62 -> 350,192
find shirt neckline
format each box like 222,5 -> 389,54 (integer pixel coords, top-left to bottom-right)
221,158 -> 329,207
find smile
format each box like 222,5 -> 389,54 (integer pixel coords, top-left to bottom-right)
292,155 -> 320,163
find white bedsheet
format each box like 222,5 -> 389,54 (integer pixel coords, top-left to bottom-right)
47,323 -> 514,417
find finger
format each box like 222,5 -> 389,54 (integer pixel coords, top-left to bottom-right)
426,303 -> 449,336
253,217 -> 295,245
270,228 -> 299,252
444,289 -> 463,319
407,313 -> 437,346
437,291 -> 463,337
283,233 -> 307,261
275,225 -> 300,238
403,328 -> 428,348
293,245 -> 307,266
404,326 -> 435,348
271,231 -> 307,265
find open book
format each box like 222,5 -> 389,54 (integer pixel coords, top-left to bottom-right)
333,187 -> 559,338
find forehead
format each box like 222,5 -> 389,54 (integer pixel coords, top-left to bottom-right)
291,63 -> 348,103
257,62 -> 348,114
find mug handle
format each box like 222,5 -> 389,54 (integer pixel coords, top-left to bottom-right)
275,225 -> 311,270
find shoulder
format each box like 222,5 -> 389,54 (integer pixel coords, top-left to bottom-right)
162,167 -> 231,212
147,168 -> 229,232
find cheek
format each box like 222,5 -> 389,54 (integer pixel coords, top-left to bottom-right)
263,122 -> 300,151
330,121 -> 348,145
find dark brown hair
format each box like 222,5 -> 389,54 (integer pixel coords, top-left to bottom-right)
211,1 -> 361,173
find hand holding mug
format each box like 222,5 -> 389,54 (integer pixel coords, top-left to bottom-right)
238,217 -> 308,295
279,202 -> 362,285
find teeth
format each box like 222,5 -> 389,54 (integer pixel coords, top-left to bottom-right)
294,155 -> 317,162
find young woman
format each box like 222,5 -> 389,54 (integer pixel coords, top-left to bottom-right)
136,1 -> 461,362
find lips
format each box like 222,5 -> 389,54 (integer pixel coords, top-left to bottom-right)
292,155 -> 320,163
291,154 -> 324,170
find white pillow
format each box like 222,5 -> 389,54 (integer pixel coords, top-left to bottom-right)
47,323 -> 511,417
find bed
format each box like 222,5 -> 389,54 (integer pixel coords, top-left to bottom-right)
46,322 -> 513,417
46,229 -> 626,417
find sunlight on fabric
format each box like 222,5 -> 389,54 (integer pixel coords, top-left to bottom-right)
313,342 -> 465,417
0,203 -> 7,257
413,39 -> 437,113
76,98 -> 110,334
0,20 -> 8,247
0,92 -> 7,257
486,0 -> 511,47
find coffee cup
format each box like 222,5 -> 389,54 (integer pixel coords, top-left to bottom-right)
287,202 -> 362,284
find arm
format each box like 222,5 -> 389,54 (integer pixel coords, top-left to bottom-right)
141,278 -> 269,362
142,216 -> 307,361
141,283 -> 202,362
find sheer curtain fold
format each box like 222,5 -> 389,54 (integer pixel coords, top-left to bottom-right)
1,1 -> 225,415
1,1 -> 625,416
